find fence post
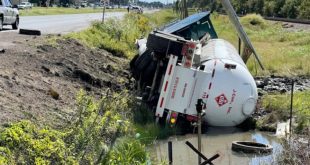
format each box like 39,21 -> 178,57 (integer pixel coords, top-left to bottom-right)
196,99 -> 204,164
238,37 -> 241,54
168,141 -> 173,165
289,79 -> 294,137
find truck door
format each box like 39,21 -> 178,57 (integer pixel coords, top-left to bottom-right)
1,0 -> 8,24
2,0 -> 13,24
0,0 -> 5,24
4,0 -> 13,24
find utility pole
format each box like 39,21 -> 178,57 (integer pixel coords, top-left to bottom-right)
102,0 -> 106,23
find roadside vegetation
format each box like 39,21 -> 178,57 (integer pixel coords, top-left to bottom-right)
2,6 -> 309,163
257,91 -> 310,134
275,135 -> 309,165
186,0 -> 310,19
212,13 -> 310,77
19,7 -> 125,16
0,10 -> 177,164
67,9 -> 176,59
0,91 -> 156,164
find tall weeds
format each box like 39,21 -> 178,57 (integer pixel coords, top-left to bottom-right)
259,90 -> 310,134
211,13 -> 310,76
275,135 -> 310,164
0,90 -> 151,164
68,10 -> 177,59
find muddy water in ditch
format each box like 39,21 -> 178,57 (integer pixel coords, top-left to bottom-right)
149,127 -> 282,165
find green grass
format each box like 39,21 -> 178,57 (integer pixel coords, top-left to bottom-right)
258,90 -> 310,134
211,13 -> 310,77
132,103 -> 178,145
19,7 -> 125,16
102,137 -> 150,165
67,9 -> 177,59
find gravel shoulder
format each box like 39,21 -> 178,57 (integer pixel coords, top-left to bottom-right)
0,32 -> 131,128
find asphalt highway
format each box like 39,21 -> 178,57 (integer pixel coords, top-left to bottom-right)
18,12 -> 125,34
1,10 -> 157,34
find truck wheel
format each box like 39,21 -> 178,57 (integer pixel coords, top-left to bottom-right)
0,17 -> 3,31
12,17 -> 19,30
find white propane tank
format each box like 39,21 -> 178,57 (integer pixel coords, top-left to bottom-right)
199,39 -> 258,126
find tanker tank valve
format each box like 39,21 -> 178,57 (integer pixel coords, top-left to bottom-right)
224,63 -> 237,70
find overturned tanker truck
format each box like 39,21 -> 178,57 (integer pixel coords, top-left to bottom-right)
130,0 -> 264,127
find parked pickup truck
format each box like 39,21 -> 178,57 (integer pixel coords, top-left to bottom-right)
0,0 -> 19,30
18,2 -> 32,9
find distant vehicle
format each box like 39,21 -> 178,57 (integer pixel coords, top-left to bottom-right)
80,1 -> 87,7
18,2 -> 32,9
0,0 -> 19,30
131,6 -> 143,14
105,5 -> 113,9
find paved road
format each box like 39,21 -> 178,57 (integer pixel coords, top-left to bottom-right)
18,12 -> 125,34
1,10 -> 157,34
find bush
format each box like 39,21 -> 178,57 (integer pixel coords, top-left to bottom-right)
102,138 -> 149,165
0,90 -> 142,164
67,10 -> 177,59
67,11 -> 174,58
276,135 -> 310,164
0,121 -> 77,164
261,90 -> 310,134
240,14 -> 267,29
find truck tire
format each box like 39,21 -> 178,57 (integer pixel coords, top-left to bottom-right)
132,49 -> 152,80
140,60 -> 157,88
135,49 -> 152,71
231,141 -> 273,154
129,54 -> 139,78
12,17 -> 19,30
19,29 -> 41,35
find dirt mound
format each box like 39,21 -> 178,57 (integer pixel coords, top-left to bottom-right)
0,33 -> 131,128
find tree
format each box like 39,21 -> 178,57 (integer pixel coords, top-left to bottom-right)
298,0 -> 310,19
231,0 -> 249,14
263,0 -> 276,16
280,0 -> 301,18
175,0 -> 188,19
254,0 -> 264,14
274,0 -> 286,17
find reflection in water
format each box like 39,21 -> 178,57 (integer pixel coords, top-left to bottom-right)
149,127 -> 282,165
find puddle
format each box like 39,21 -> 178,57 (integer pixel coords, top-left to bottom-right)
149,127 -> 282,165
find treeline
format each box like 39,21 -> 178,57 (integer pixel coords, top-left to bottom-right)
187,0 -> 310,19
29,0 -> 164,7
137,1 -> 164,8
